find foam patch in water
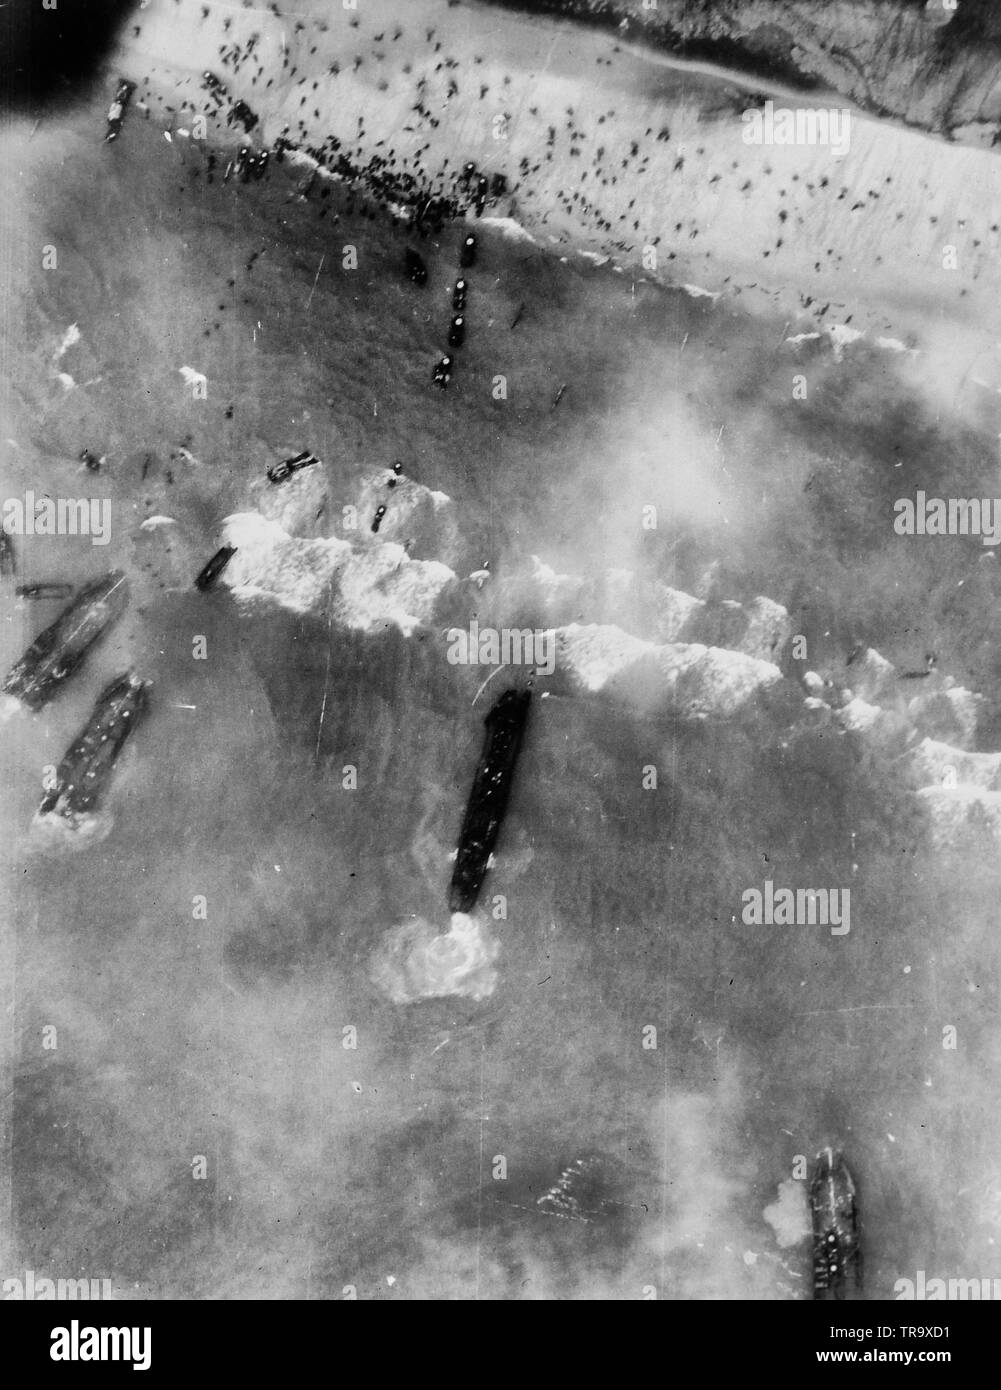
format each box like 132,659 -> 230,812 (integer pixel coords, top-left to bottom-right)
31,808 -> 114,852
370,912 -> 500,1005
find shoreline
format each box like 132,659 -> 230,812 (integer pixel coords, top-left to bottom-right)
108,0 -> 1001,371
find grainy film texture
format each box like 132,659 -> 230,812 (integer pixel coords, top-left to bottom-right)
1,0 -> 1000,1306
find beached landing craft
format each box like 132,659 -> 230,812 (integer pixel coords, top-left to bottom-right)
35,673 -> 150,829
449,688 -> 531,915
2,571 -> 129,712
266,450 -> 320,485
810,1148 -> 862,1299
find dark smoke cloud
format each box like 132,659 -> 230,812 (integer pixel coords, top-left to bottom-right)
1,0 -> 138,111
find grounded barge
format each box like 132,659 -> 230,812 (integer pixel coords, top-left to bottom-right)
810,1148 -> 862,1299
36,672 -> 150,826
449,688 -> 531,915
2,571 -> 129,711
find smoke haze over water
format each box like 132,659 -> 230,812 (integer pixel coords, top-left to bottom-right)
2,0 -> 1001,1305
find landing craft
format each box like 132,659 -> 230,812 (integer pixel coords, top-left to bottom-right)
899,653 -> 937,680
405,248 -> 428,286
433,355 -> 454,390
104,79 -> 135,143
448,315 -> 466,348
810,1148 -> 862,1299
452,278 -> 468,311
2,571 -> 129,712
228,99 -> 259,134
459,234 -> 477,269
36,673 -> 150,828
224,146 -> 254,183
15,583 -> 75,602
266,451 -> 320,485
194,545 -> 237,592
449,688 -> 531,914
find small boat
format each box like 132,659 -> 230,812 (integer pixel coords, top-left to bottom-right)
433,354 -> 454,390
15,583 -> 75,601
266,451 -> 320,485
104,79 -> 136,143
194,545 -> 237,592
405,247 -> 428,286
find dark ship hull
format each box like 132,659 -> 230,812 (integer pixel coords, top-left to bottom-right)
3,571 -> 129,711
195,544 -> 237,591
37,673 -> 150,825
266,451 -> 319,485
810,1148 -> 862,1299
449,688 -> 530,914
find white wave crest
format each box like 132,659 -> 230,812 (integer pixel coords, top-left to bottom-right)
219,512 -> 455,634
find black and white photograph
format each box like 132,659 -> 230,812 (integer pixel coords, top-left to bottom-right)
1,0 -> 999,1344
